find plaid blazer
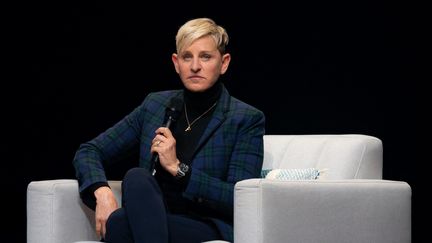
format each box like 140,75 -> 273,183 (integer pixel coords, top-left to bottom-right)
73,85 -> 265,241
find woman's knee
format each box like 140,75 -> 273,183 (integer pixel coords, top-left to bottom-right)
124,167 -> 150,180
122,167 -> 159,193
122,167 -> 151,186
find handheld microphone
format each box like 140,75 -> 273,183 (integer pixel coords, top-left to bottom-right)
151,97 -> 182,175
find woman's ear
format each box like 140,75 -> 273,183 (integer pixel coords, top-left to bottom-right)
220,53 -> 231,75
172,53 -> 180,73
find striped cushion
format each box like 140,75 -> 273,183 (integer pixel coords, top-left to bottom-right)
261,168 -> 320,180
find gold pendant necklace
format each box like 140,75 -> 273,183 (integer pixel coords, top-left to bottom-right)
184,102 -> 217,132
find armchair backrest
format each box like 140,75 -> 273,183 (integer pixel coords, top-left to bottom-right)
263,134 -> 383,179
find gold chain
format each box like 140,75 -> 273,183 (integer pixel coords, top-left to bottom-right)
184,102 -> 217,132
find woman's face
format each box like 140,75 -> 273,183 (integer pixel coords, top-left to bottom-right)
172,35 -> 230,92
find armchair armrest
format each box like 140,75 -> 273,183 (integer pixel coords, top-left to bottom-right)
234,179 -> 411,243
27,179 -> 121,243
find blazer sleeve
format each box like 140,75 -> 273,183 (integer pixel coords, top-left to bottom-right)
72,97 -> 150,193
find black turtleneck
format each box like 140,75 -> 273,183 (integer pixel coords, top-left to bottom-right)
155,81 -> 223,215
176,80 -> 222,164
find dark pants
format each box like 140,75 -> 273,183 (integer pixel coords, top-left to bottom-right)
104,167 -> 221,243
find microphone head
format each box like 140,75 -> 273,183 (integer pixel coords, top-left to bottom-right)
165,97 -> 182,121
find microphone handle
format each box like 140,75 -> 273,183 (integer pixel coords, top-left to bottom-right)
151,116 -> 174,175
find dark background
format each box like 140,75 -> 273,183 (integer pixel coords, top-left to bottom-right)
5,1 -> 420,242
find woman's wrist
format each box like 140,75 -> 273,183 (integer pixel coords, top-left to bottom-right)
94,186 -> 112,199
168,159 -> 181,176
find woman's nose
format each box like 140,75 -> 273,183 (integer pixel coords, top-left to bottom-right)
191,58 -> 201,72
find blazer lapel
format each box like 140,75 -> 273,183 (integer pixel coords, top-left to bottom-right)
193,85 -> 231,155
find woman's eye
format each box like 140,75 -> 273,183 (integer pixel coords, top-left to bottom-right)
182,54 -> 192,61
201,54 -> 211,60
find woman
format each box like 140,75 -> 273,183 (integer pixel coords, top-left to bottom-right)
73,17 -> 265,243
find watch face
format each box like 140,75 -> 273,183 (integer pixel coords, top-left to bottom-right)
176,163 -> 189,178
180,163 -> 189,172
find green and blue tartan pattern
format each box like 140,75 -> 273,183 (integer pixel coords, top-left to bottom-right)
73,85 -> 265,241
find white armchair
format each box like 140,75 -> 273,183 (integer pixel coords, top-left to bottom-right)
27,134 -> 411,243
234,135 -> 411,243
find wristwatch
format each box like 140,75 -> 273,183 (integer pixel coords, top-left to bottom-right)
175,163 -> 189,179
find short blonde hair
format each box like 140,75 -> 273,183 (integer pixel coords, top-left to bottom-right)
175,18 -> 229,54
